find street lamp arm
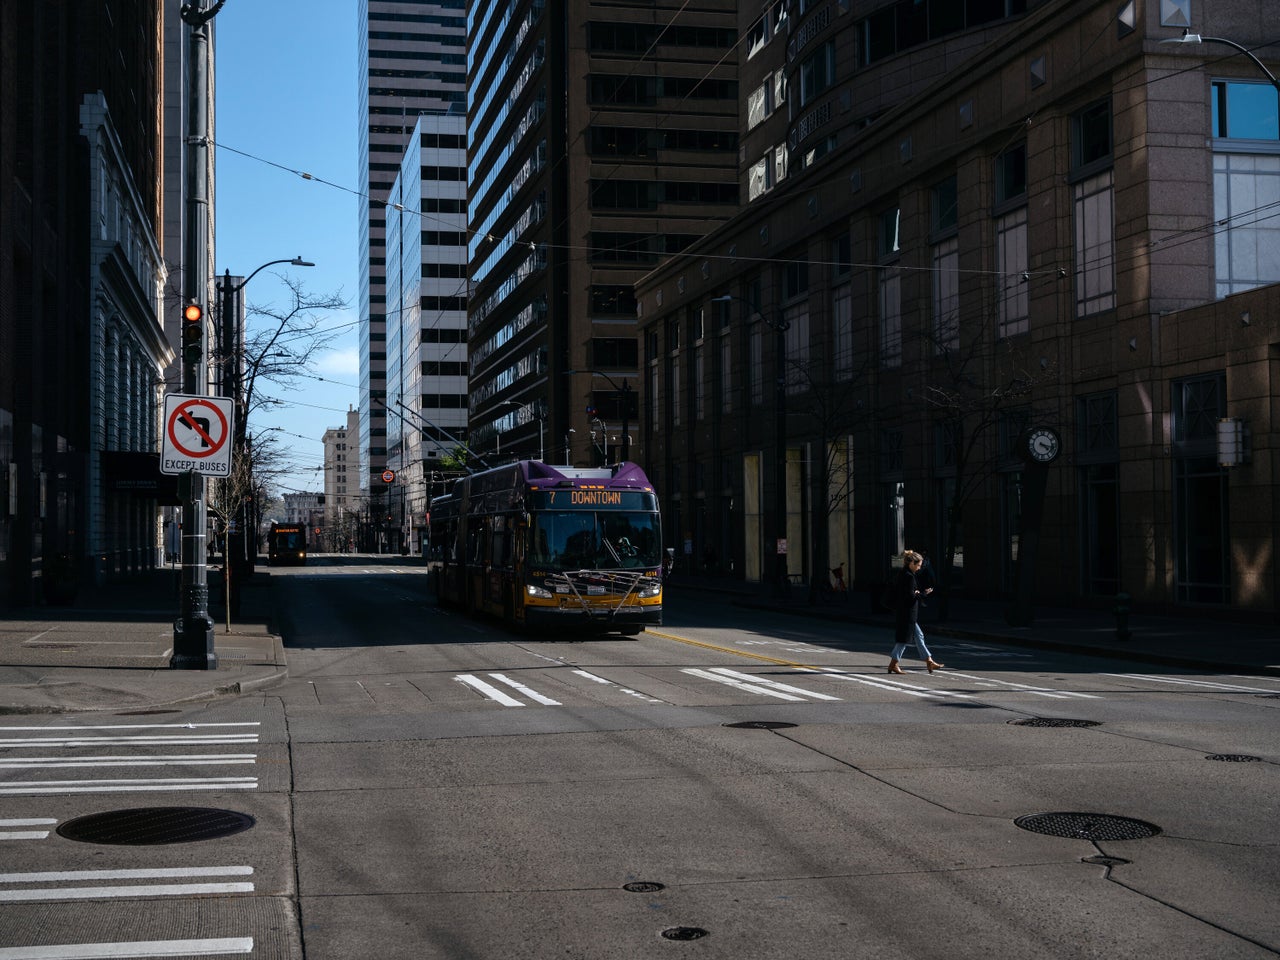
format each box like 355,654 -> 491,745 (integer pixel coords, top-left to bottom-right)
1161,30 -> 1280,91
226,256 -> 315,294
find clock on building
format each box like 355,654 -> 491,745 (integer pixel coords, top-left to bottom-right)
1024,426 -> 1061,464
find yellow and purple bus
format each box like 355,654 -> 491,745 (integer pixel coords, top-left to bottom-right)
430,460 -> 662,634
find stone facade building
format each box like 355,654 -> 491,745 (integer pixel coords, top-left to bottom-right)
636,0 -> 1279,615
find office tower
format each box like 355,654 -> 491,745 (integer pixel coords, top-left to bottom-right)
357,0 -> 466,523
466,0 -> 740,469
386,113 -> 468,554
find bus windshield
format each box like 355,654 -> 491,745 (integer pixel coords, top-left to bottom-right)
529,511 -> 661,571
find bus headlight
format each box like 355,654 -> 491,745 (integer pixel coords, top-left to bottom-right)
526,583 -> 553,599
638,582 -> 661,598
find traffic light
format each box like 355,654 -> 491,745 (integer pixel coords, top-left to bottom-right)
181,302 -> 204,363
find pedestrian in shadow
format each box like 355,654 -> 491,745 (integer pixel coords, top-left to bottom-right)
888,549 -> 944,675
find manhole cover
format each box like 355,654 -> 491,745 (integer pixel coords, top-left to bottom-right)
661,927 -> 709,941
722,721 -> 796,730
1009,718 -> 1101,728
57,807 -> 255,845
623,882 -> 665,893
1014,812 -> 1160,841
1207,754 -> 1262,762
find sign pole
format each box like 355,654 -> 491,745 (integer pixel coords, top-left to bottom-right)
173,1 -> 222,669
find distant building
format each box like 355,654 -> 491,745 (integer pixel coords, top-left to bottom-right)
283,492 -> 324,549
636,0 -> 1280,613
323,406 -> 361,551
386,114 -> 469,555
357,1 -> 466,527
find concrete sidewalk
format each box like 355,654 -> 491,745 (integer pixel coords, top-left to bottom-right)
0,566 -> 286,714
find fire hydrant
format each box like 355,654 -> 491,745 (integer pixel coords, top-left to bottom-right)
1114,592 -> 1131,641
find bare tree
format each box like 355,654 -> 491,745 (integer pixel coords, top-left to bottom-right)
211,276 -> 346,582
917,329 -> 1056,618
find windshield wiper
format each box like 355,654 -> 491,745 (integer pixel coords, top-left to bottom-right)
602,538 -> 621,566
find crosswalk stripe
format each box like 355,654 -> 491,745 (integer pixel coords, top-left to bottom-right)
0,755 -> 256,769
0,882 -> 254,902
0,819 -> 56,842
0,866 -> 253,883
456,674 -> 525,707
0,736 -> 258,748
708,668 -> 841,701
1103,673 -> 1274,693
0,937 -> 254,959
0,777 -> 257,796
796,669 -> 954,699
0,724 -> 260,732
489,673 -> 562,706
942,670 -> 1099,699
682,668 -> 808,701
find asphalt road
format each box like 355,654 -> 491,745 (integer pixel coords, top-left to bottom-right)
3,555 -> 1279,959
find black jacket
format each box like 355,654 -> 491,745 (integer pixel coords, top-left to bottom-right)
893,568 -> 920,645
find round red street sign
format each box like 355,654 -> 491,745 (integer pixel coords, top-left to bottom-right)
381,470 -> 396,483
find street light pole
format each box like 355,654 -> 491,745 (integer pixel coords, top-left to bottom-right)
713,294 -> 790,598
564,370 -> 633,462
216,257 -> 313,613
172,0 -> 224,670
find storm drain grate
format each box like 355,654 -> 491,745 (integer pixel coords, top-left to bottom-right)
1207,754 -> 1262,762
661,928 -> 709,941
1009,718 -> 1101,728
623,881 -> 665,893
57,807 -> 255,845
723,721 -> 796,730
1014,812 -> 1160,841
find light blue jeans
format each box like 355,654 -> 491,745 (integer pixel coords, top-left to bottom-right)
892,623 -> 933,661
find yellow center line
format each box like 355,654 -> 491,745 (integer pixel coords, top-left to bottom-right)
644,628 -> 826,673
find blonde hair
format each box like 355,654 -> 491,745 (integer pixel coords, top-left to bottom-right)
903,550 -> 923,564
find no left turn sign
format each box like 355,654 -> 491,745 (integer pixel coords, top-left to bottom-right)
160,394 -> 236,477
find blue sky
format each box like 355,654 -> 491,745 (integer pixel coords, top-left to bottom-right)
215,1 -> 361,499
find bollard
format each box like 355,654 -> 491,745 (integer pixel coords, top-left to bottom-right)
1114,592 -> 1131,641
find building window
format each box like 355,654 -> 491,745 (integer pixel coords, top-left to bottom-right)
933,237 -> 959,350
1073,169 -> 1115,317
1172,374 -> 1229,603
995,143 -> 1027,204
1211,80 -> 1280,297
879,268 -> 902,368
783,303 -> 809,393
1212,79 -> 1279,140
799,40 -> 836,107
1077,391 -> 1119,596
832,283 -> 853,380
1071,99 -> 1115,317
720,330 -> 733,414
996,207 -> 1029,336
749,323 -> 764,406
